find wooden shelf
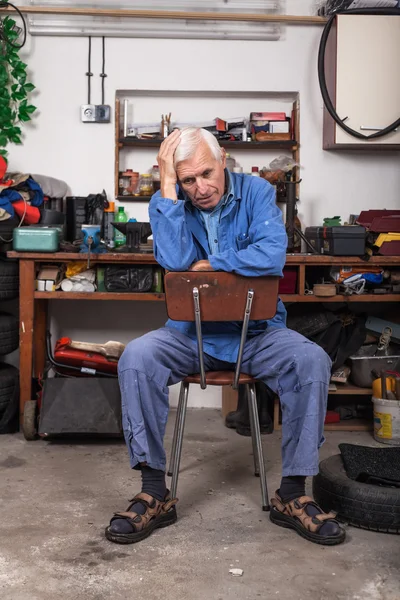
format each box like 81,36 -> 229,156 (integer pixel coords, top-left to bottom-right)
34,292 -> 165,301
8,252 -> 157,263
281,294 -> 400,303
329,384 -> 372,395
285,254 -> 400,265
119,137 -> 297,150
117,195 -> 153,201
324,419 -> 372,432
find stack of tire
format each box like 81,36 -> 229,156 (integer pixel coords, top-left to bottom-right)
313,455 -> 400,534
0,257 -> 20,434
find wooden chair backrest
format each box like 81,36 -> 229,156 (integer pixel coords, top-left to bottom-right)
164,272 -> 279,322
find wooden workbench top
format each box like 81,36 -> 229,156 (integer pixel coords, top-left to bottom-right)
7,251 -> 400,265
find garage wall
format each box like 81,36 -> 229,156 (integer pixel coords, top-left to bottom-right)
7,0 -> 400,408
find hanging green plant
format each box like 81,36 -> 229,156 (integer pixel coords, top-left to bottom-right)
0,4 -> 37,161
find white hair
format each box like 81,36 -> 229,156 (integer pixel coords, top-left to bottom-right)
174,127 -> 223,165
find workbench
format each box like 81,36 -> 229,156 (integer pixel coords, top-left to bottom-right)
7,251 -> 400,433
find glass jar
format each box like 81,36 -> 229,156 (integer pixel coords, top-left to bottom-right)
119,171 -> 131,196
139,173 -> 154,196
225,153 -> 235,172
151,165 -> 161,193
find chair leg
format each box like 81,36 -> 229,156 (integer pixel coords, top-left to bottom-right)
170,381 -> 189,499
167,383 -> 185,477
248,383 -> 270,511
249,387 -> 260,477
246,384 -> 260,477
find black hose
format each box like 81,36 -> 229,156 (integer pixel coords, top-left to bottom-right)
318,8 -> 400,140
0,2 -> 27,48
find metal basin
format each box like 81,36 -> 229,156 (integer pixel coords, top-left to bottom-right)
348,345 -> 400,388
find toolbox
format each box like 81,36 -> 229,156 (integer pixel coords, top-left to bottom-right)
304,226 -> 366,256
13,226 -> 60,252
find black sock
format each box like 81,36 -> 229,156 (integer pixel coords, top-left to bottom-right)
279,476 -> 306,503
109,467 -> 167,534
141,466 -> 167,501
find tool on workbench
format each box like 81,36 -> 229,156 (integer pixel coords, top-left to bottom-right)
80,224 -> 105,268
111,221 -> 152,253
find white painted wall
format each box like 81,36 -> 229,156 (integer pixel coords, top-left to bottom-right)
6,0 -> 400,407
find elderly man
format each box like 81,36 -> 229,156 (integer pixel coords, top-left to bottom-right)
105,127 -> 345,546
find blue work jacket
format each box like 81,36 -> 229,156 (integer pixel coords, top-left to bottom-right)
149,172 -> 288,362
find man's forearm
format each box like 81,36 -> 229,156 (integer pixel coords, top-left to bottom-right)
161,179 -> 178,201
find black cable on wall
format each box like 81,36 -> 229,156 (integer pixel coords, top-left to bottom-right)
318,8 -> 400,140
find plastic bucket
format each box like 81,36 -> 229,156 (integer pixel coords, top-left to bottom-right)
373,397 -> 400,446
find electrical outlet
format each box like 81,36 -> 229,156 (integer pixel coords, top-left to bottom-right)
81,104 -> 96,122
81,104 -> 111,123
95,104 -> 111,123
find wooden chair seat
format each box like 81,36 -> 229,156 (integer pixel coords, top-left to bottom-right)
184,371 -> 256,386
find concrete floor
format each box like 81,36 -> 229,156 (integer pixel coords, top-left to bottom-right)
0,409 -> 399,600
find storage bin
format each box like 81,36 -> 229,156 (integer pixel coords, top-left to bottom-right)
305,226 -> 366,256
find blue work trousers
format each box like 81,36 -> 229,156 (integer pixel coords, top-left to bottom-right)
118,327 -> 331,477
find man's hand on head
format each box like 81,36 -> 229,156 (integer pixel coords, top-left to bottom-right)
189,260 -> 214,272
157,129 -> 181,201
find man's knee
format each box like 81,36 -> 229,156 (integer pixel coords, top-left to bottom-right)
295,341 -> 331,384
118,331 -> 162,374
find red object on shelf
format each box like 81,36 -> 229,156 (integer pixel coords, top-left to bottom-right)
378,241 -> 400,256
13,201 -> 41,224
54,337 -> 118,375
279,268 -> 297,294
325,411 -> 340,424
357,210 -> 400,230
370,216 -> 400,233
0,156 -> 7,181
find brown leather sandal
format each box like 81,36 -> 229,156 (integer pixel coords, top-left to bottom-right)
105,492 -> 178,545
270,492 -> 346,546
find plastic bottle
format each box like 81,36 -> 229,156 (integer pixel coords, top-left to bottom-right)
114,206 -> 128,248
225,154 -> 235,172
151,165 -> 161,192
251,167 -> 260,177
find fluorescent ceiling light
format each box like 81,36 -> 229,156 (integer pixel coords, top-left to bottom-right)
29,0 -> 281,13
27,1 -> 282,40
28,16 -> 281,40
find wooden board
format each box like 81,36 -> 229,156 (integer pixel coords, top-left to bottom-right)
165,272 -> 279,322
2,7 -> 327,25
7,252 -> 158,263
34,292 -> 165,301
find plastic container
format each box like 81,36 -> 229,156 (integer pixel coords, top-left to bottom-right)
139,174 -> 153,196
13,226 -> 60,252
151,165 -> 161,193
304,226 -> 366,256
119,170 -> 139,196
251,167 -> 260,177
225,154 -> 235,172
233,166 -> 243,174
114,206 -> 128,248
152,266 -> 163,293
373,397 -> 400,446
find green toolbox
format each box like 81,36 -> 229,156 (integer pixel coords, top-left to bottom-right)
13,226 -> 60,252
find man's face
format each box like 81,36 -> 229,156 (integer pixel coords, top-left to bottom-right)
176,142 -> 226,211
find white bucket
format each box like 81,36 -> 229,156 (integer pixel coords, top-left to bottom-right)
373,397 -> 400,446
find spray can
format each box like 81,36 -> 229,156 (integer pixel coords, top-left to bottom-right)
103,201 -> 115,248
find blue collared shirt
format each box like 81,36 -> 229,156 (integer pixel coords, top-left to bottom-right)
149,170 -> 287,363
197,172 -> 235,255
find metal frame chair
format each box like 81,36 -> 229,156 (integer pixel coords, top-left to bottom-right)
164,271 -> 279,511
